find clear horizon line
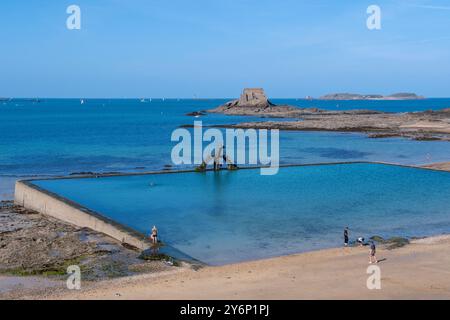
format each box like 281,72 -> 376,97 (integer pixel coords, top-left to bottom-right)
3,94 -> 450,100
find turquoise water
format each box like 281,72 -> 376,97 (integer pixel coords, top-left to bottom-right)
33,163 -> 450,265
2,98 -> 450,200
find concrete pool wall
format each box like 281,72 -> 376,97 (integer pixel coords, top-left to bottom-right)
13,161 -> 445,254
14,180 -> 151,250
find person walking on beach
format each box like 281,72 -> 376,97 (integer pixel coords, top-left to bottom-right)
369,241 -> 378,264
150,225 -> 158,244
344,227 -> 349,247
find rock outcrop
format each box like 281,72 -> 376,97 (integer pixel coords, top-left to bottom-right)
211,88 -> 275,110
208,88 -> 299,115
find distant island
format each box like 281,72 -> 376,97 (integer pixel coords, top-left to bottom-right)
319,93 -> 424,100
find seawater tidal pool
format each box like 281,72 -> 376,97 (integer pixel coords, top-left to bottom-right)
32,163 -> 450,265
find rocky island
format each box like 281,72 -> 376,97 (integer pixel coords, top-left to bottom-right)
203,88 -> 450,141
319,92 -> 424,100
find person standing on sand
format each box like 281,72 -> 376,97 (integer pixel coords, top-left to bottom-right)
369,241 -> 378,264
150,225 -> 158,244
344,227 -> 349,246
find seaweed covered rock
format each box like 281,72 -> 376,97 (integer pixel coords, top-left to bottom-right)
385,237 -> 410,249
138,247 -> 180,266
369,235 -> 410,250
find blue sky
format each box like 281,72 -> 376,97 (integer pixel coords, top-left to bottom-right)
0,0 -> 449,98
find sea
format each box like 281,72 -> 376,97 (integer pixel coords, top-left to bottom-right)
1,98 -> 450,200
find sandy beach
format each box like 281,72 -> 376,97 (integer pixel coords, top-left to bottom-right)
12,234 -> 440,300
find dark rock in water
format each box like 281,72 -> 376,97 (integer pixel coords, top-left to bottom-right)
370,235 -> 385,243
186,111 -> 207,117
368,133 -> 401,139
69,172 -> 95,176
70,171 -> 121,176
413,135 -> 441,141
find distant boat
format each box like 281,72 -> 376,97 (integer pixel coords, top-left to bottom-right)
80,99 -> 85,105
140,98 -> 146,103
